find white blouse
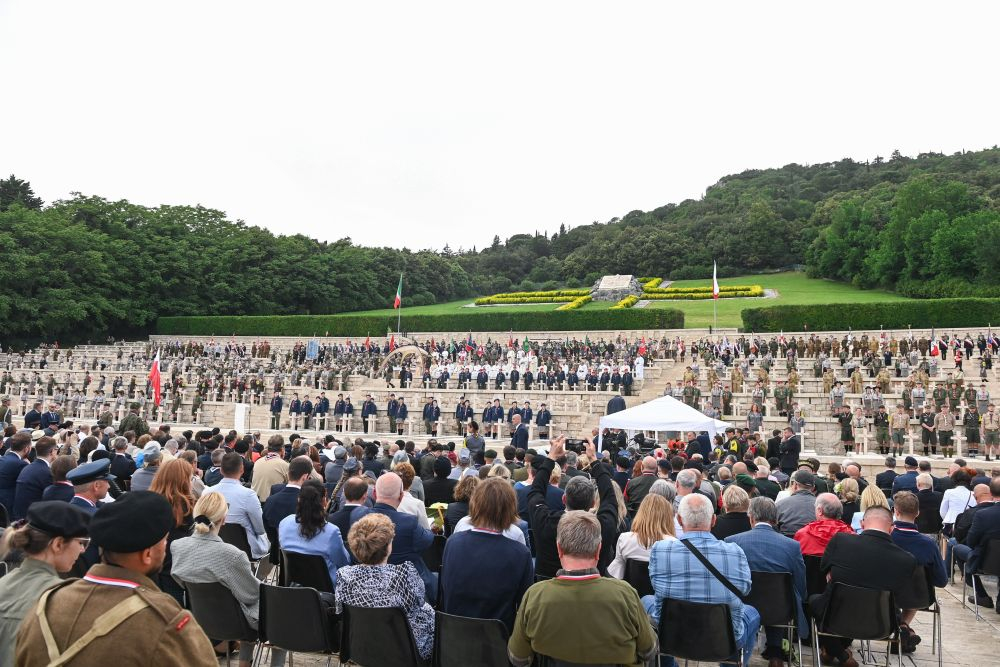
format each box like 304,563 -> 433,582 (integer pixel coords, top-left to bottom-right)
609,532 -> 676,579
940,486 -> 976,524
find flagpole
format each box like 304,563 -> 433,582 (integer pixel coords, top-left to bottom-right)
396,273 -> 403,335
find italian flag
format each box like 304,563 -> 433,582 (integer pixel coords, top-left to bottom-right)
393,273 -> 403,309
712,261 -> 720,299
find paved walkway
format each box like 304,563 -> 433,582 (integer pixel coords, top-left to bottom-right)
242,575 -> 1000,667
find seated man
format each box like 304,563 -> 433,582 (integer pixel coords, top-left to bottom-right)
809,506 -> 916,667
961,477 -> 1000,609
794,493 -> 854,556
508,511 -> 656,667
726,497 -> 807,667
890,491 -> 947,652
645,493 -> 759,667
952,480 -> 999,606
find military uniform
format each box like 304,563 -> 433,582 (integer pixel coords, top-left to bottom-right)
873,408 -> 890,455
964,408 -> 981,457
118,408 -> 150,438
16,564 -> 217,666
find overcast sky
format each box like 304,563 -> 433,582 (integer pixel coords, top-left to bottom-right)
2,1 -> 997,252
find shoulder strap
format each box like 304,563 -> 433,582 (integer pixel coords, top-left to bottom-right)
680,538 -> 747,603
36,588 -> 150,666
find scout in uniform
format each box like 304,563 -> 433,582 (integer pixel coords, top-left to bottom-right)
16,492 -> 218,666
873,404 -> 890,456
983,404 -> 1000,461
964,405 -> 981,458
919,406 -> 937,456
837,405 -> 854,453
890,404 -> 909,457
935,404 -> 956,459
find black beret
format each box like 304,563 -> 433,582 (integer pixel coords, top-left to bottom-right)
88,491 -> 174,553
27,501 -> 90,538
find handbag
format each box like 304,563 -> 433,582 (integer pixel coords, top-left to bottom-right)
680,538 -> 748,603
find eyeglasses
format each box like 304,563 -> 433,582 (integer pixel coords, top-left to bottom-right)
75,538 -> 91,549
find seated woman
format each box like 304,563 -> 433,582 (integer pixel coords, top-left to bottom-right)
608,494 -> 676,579
171,491 -> 286,667
444,475 -> 479,536
392,462 -> 431,530
337,513 -> 435,660
851,485 -> 889,533
0,502 -> 90,667
453,476 -> 527,546
440,478 -> 533,632
278,479 -> 350,585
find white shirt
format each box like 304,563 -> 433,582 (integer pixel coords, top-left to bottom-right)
453,516 -> 525,545
397,492 -> 431,530
608,532 -> 676,579
940,486 -> 976,524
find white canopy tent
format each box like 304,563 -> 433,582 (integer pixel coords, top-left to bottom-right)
598,395 -> 733,439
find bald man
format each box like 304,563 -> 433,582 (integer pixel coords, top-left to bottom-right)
624,456 -> 659,517
349,471 -> 437,601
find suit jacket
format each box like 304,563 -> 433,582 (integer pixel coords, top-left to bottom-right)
109,453 -> 137,483
915,489 -> 944,534
966,503 -> 1000,569
510,424 -> 528,449
262,485 -> 301,533
955,501 -> 999,544
350,502 -> 434,575
13,459 -> 53,519
329,503 -> 364,541
778,436 -> 801,471
820,530 -> 916,598
0,451 -> 28,512
726,523 -> 808,634
41,482 -> 74,503
875,470 -> 898,494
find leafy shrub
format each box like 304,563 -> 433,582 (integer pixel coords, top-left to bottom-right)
741,299 -> 1000,332
641,277 -> 663,289
641,286 -> 764,300
611,295 -> 639,309
556,295 -> 593,311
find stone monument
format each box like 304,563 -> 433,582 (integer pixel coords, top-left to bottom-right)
591,274 -> 642,301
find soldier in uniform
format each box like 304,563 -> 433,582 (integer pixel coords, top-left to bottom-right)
0,394 -> 11,428
119,403 -> 150,438
837,405 -> 854,453
731,366 -> 744,393
873,404 -> 890,455
964,404 -> 981,458
191,389 -> 203,423
935,404 -> 956,459
170,391 -> 182,422
849,368 -> 863,394
919,406 -> 937,457
947,382 -> 962,411
15,492 -> 218,666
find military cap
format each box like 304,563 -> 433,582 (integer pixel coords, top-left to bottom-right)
66,459 -> 116,486
129,402 -> 140,410
735,473 -> 757,491
791,470 -> 816,488
88,491 -> 174,553
27,501 -> 91,538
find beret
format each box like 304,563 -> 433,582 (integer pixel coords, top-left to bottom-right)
735,473 -> 757,489
904,456 -> 919,467
27,501 -> 90,538
88,491 -> 174,553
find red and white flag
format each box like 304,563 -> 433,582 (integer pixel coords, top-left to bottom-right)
393,273 -> 403,309
638,336 -> 647,356
148,350 -> 161,406
389,334 -> 396,352
365,335 -> 371,352
712,261 -> 720,300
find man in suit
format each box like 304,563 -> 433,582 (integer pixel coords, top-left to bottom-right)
875,457 -> 898,496
809,506 -> 916,666
778,427 -> 801,476
262,456 -> 314,562
109,437 -> 137,488
23,401 -> 43,430
726,497 -> 807,667
960,478 -> 1000,609
349,471 -> 437,601
12,436 -> 58,519
269,391 -> 283,429
510,414 -> 529,449
605,393 -> 626,415
329,476 -> 369,544
41,403 -> 61,435
0,431 -> 31,514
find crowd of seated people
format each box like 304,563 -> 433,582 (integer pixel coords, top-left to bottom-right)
4,414 -> 1000,667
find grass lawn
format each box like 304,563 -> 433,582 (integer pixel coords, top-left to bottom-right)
342,272 -> 913,329
651,272 -> 912,328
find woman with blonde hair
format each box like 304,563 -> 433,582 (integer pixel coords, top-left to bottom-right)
170,492 -> 287,667
851,484 -> 889,533
487,463 -> 511,481
837,477 -> 860,526
150,458 -> 196,604
608,494 -> 676,579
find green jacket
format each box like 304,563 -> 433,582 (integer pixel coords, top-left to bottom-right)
0,558 -> 63,667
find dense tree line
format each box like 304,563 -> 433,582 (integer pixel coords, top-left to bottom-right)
2,146 -> 999,345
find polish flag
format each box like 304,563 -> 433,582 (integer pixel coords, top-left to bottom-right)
712,261 -> 720,300
148,351 -> 162,406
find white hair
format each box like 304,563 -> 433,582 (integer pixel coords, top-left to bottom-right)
676,469 -> 698,490
678,493 -> 714,530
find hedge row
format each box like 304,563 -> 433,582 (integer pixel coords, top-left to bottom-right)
611,295 -> 639,310
475,295 -> 576,305
641,278 -> 663,289
644,284 -> 760,295
556,295 -> 593,311
641,287 -> 764,300
157,307 -> 683,336
474,289 -> 589,304
741,299 -> 1000,332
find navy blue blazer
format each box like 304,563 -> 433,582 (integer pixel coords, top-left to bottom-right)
13,459 -> 53,519
966,503 -> 1000,571
0,451 -> 28,512
42,482 -> 75,503
350,502 -> 434,573
263,485 -> 301,532
726,523 -> 808,634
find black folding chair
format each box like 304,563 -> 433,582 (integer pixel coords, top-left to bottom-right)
179,580 -> 259,667
340,604 -> 427,666
422,534 -> 447,574
281,549 -> 335,594
894,565 -> 942,667
0,503 -> 9,528
432,611 -> 509,667
623,558 -> 655,598
259,583 -> 340,665
658,597 -> 742,666
748,570 -> 801,667
962,538 -> 1000,621
810,582 -> 900,667
803,554 -> 825,598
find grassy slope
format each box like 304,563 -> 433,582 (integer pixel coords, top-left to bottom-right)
341,272 -> 912,329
